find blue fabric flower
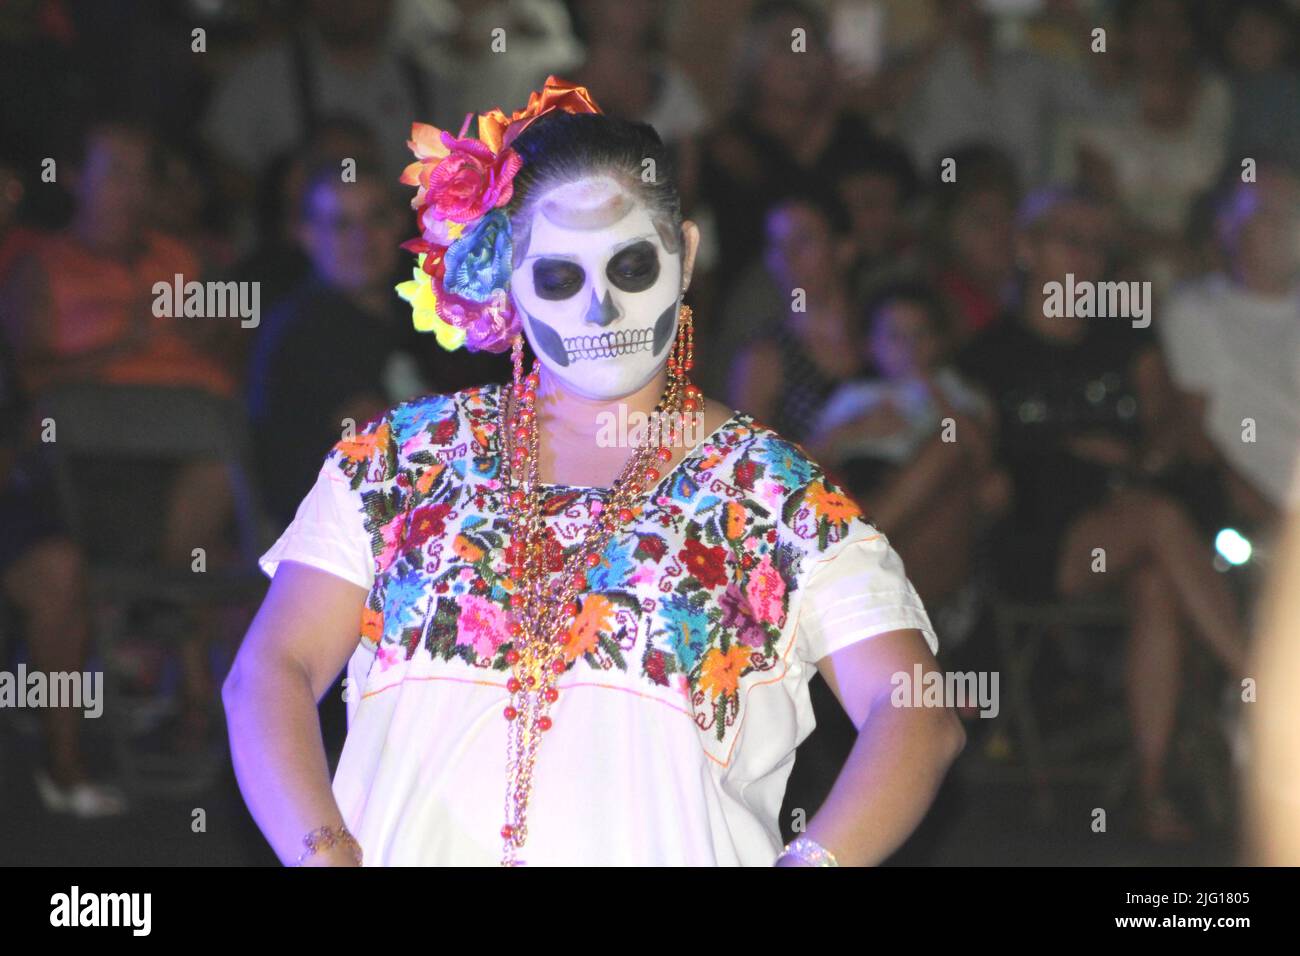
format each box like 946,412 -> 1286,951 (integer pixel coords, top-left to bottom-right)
766,440 -> 813,490
389,397 -> 447,442
383,569 -> 428,642
587,538 -> 636,590
661,592 -> 709,671
442,209 -> 512,303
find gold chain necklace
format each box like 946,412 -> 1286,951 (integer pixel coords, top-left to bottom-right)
495,305 -> 698,865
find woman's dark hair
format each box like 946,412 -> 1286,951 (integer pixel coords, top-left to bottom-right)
505,110 -> 683,268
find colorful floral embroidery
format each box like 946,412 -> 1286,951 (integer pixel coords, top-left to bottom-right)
326,382 -> 872,764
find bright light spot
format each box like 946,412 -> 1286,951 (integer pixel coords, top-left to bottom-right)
1215,528 -> 1252,566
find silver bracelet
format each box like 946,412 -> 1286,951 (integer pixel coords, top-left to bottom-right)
778,835 -> 840,867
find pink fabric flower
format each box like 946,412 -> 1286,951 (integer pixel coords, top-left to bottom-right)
377,645 -> 402,672
455,594 -> 509,659
422,132 -> 521,223
745,554 -> 786,626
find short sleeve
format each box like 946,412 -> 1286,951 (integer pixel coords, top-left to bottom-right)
258,464 -> 375,593
795,530 -> 939,665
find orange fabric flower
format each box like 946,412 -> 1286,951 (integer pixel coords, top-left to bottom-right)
723,501 -> 747,541
805,480 -> 862,525
453,534 -> 485,563
415,462 -> 445,494
477,75 -> 602,154
361,607 -> 383,643
333,422 -> 391,465
699,644 -> 752,700
565,594 -> 614,661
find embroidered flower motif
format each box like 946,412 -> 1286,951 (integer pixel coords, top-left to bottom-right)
377,645 -> 402,672
768,440 -> 814,490
804,480 -> 861,526
745,554 -> 786,626
361,606 -> 383,643
383,569 -> 428,642
718,582 -> 769,647
333,421 -> 391,466
678,538 -> 728,590
454,534 -> 484,563
723,501 -> 748,541
565,594 -> 615,661
407,501 -> 453,549
455,593 -> 509,659
343,386 -> 890,761
661,593 -> 709,671
587,539 -> 635,590
699,644 -> 752,700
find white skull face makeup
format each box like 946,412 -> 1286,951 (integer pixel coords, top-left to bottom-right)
511,176 -> 682,400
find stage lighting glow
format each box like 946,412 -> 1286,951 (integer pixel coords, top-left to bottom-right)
1215,528 -> 1252,566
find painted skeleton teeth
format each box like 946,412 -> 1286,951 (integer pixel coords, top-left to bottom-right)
563,327 -> 654,361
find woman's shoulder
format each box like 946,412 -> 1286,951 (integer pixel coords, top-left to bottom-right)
324,382 -> 503,484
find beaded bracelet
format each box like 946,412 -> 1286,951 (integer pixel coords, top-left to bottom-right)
295,824 -> 363,866
778,835 -> 840,867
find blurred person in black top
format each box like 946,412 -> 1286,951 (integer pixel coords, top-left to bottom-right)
247,164 -> 507,526
958,185 -> 1250,843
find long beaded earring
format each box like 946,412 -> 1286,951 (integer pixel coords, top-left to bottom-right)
668,304 -> 699,412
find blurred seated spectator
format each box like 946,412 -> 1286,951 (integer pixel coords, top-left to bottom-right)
223,117 -> 385,324
699,0 -> 886,304
437,0 -> 583,122
1055,0 -> 1230,293
247,164 -> 508,526
958,185 -> 1251,841
0,118 -> 241,745
1158,161 -> 1300,535
201,0 -> 462,220
0,154 -> 116,812
928,143 -> 1020,345
830,135 -> 924,304
893,0 -> 1106,189
0,120 -> 240,402
726,192 -> 861,441
806,280 -> 1005,614
567,0 -> 708,206
1223,0 -> 1300,169
0,158 -> 38,279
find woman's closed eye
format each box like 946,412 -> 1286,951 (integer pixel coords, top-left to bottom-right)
533,259 -> 586,300
607,241 -> 660,292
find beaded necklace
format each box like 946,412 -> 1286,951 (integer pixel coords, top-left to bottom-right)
495,305 -> 698,865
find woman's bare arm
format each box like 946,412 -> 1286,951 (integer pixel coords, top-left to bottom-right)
222,560 -> 370,865
792,629 -> 965,866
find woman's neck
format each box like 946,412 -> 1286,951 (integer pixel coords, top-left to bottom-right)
532,365 -> 669,439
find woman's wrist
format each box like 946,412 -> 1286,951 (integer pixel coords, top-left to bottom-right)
292,823 -> 363,867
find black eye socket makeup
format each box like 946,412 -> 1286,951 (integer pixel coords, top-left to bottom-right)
606,240 -> 660,293
533,259 -> 586,300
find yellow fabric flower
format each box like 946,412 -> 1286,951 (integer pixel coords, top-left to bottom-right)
395,254 -> 466,350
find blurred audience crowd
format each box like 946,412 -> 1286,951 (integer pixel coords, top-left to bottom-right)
0,0 -> 1297,842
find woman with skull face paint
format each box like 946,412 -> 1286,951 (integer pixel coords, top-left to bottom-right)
224,78 -> 964,867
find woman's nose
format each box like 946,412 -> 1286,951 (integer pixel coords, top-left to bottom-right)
583,287 -> 621,326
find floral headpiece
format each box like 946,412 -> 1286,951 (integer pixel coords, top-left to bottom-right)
395,76 -> 603,353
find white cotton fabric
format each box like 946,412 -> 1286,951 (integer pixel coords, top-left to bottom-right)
258,460 -> 938,867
